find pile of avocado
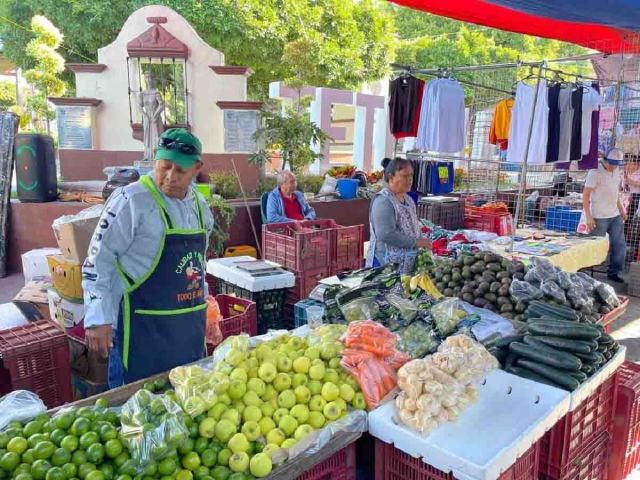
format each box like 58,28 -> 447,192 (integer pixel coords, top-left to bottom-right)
428,252 -> 527,319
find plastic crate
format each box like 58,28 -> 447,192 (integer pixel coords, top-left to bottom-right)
0,320 -> 72,408
205,273 -> 217,296
296,442 -> 356,480
294,299 -> 325,327
539,372 -> 619,479
610,362 -> 640,480
206,294 -> 257,354
374,438 -> 539,480
287,267 -> 330,305
332,223 -> 364,274
464,212 -> 513,236
561,432 -> 610,480
545,206 -> 582,233
262,222 -> 331,271
216,278 -> 287,334
417,199 -> 465,230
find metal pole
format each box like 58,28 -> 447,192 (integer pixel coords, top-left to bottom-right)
172,58 -> 178,125
126,58 -> 133,124
231,159 -> 262,258
184,60 -> 189,126
511,64 -> 544,253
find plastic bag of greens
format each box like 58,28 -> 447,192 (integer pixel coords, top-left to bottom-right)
595,283 -> 621,308
361,263 -> 400,289
0,391 -> 46,431
337,282 -> 385,322
397,321 -> 441,358
324,284 -> 346,324
524,258 -> 559,285
552,271 -> 575,291
509,279 -> 543,302
567,288 -> 592,309
431,298 -> 463,337
575,272 -> 599,295
387,293 -> 418,323
120,390 -> 189,471
541,280 -> 568,304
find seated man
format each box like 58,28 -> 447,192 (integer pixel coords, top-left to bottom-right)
266,170 -> 316,223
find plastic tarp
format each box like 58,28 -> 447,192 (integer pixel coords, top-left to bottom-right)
388,0 -> 640,53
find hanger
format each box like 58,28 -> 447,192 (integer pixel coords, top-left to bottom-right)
513,66 -> 536,88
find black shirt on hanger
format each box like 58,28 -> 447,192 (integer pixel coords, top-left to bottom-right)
546,84 -> 561,163
389,76 -> 423,134
570,86 -> 584,161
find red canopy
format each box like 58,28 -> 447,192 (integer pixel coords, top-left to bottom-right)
390,0 -> 640,53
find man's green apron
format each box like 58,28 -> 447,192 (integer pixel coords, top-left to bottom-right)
113,176 -> 207,385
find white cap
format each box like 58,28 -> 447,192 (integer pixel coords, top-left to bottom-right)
605,148 -> 624,165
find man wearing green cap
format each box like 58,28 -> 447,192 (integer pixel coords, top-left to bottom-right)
82,128 -> 214,387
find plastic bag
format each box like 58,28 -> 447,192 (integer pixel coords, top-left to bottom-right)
397,321 -> 440,359
205,295 -> 223,346
120,390 -> 189,470
553,271 -> 575,291
341,297 -> 379,323
509,280 -> 544,302
595,283 -> 621,308
324,284 -> 346,324
317,174 -> 338,196
431,298 -> 462,336
387,293 -> 418,324
575,272 -> 599,295
432,335 -> 499,385
524,258 -> 559,285
0,391 -> 46,430
341,320 -> 398,357
341,349 -> 399,410
541,280 -> 568,304
567,288 -> 592,309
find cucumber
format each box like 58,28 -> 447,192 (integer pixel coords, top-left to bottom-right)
581,364 -> 595,375
505,366 -> 564,389
527,318 -> 584,328
509,342 -> 582,370
598,333 -> 615,345
492,348 -> 510,365
496,334 -> 527,348
574,351 -> 606,364
567,370 -> 588,382
529,301 -> 580,321
604,350 -> 614,360
529,335 -> 597,354
517,359 -> 581,391
505,353 -> 520,369
527,322 -> 601,340
592,324 -> 605,332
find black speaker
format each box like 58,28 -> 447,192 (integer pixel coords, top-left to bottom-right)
14,133 -> 57,203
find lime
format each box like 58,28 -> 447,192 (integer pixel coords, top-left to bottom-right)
94,399 -> 109,409
177,439 -> 194,456
193,439 -> 209,455
143,382 -> 155,393
193,416 -> 205,425
22,449 -> 36,465
113,453 -> 129,468
15,473 -> 33,480
0,452 -> 20,471
27,435 -> 47,449
227,474 -> 244,480
4,428 -> 24,440
188,426 -> 198,439
76,409 -> 95,422
150,442 -> 168,458
40,423 -> 54,435
0,433 -> 9,449
62,464 -> 77,479
193,467 -> 209,480
85,470 -> 104,480
154,379 -> 167,391
210,467 -> 231,480
79,433 -> 99,452
45,466 -> 66,480
49,430 -> 66,448
105,412 -> 118,427
117,460 -> 138,477
30,460 -> 52,480
15,464 -> 33,476
102,440 -> 121,461
50,449 -> 71,468
142,463 -> 157,477
136,391 -> 152,408
33,443 -> 55,461
176,471 -> 193,480
8,438 -> 28,455
54,414 -> 74,432
77,463 -> 96,480
71,450 -> 87,466
158,458 -> 178,477
115,476 -> 131,480
23,423 -> 42,439
99,464 -> 115,480
209,443 -> 223,456
181,453 -> 201,472
98,426 -> 117,444
60,437 -> 79,454
69,420 -> 90,438
200,450 -> 216,469
159,476 -> 174,480
85,445 -> 104,465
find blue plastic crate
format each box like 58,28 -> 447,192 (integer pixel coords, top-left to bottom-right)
294,299 -> 325,327
545,206 -> 582,232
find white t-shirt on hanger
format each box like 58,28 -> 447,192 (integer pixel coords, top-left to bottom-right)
416,78 -> 465,153
507,79 -> 549,165
581,87 -> 603,155
557,86 -> 574,162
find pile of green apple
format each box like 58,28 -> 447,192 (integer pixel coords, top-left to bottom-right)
168,329 -> 366,478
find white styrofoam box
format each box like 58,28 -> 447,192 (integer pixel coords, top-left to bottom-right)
206,256 -> 295,292
0,303 -> 28,330
569,345 -> 626,410
368,369 -> 571,480
22,248 -> 61,283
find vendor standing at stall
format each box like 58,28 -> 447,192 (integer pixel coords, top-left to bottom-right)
82,128 -> 214,387
583,148 -> 627,283
366,157 -> 431,274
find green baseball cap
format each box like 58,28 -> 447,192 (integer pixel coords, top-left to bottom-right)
155,128 -> 202,168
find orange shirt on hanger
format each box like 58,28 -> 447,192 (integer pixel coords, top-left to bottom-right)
489,98 -> 515,150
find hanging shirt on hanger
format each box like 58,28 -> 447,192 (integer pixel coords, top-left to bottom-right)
507,79 -> 549,165
569,87 -> 584,161
580,86 -> 603,156
546,84 -> 562,163
389,76 -> 424,136
489,98 -> 514,151
416,78 -> 466,153
557,85 -> 574,162
579,83 -> 601,170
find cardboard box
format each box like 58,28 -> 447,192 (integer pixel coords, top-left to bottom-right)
53,212 -> 100,264
71,372 -> 108,401
22,248 -> 60,283
13,281 -> 53,321
47,255 -> 83,302
48,289 -> 85,339
68,336 -> 108,384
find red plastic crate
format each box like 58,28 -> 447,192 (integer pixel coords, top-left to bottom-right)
287,267 -> 330,305
205,273 -> 217,296
206,294 -> 257,354
561,432 -> 610,480
296,442 -> 356,480
262,222 -> 331,271
0,320 -> 72,408
539,372 -> 619,479
302,219 -> 365,275
374,439 -> 539,480
610,362 -> 640,480
464,212 -> 513,236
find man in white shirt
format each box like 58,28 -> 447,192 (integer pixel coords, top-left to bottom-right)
583,148 -> 627,283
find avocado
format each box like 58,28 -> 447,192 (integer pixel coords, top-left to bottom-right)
496,271 -> 507,280
496,297 -> 510,307
462,292 -> 475,304
514,314 -> 526,323
501,312 -> 515,320
484,293 -> 498,304
474,288 -> 484,298
474,298 -> 489,308
448,281 -> 458,289
490,282 -> 502,294
484,253 -> 501,264
501,277 -> 512,285
478,282 -> 491,294
513,272 -> 525,281
453,286 -> 462,295
498,285 -> 510,297
482,271 -> 496,282
515,301 -> 527,314
513,261 -> 525,272
452,272 -> 462,282
475,252 -> 485,260
452,267 -> 462,276
436,282 -> 446,291
501,258 -> 511,269
434,270 -> 443,281
462,267 -> 472,279
501,303 -> 514,313
442,274 -> 452,284
463,256 -> 475,266
466,280 -> 478,289
484,303 -> 498,312
462,284 -> 475,294
443,288 -> 454,297
443,265 -> 452,274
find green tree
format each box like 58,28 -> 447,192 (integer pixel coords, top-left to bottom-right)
0,0 -> 395,100
0,81 -> 16,109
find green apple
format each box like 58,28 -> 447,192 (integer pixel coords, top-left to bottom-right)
262,385 -> 277,402
241,421 -> 261,442
198,418 -> 217,438
247,378 -> 266,397
273,408 -> 289,425
218,448 -> 232,466
323,369 -> 340,385
242,406 -> 262,423
258,417 -> 276,436
351,392 -> 367,410
232,400 -> 245,415
281,438 -> 297,449
265,429 -> 285,446
228,452 -> 249,473
273,373 -> 292,393
323,402 -> 340,421
345,376 -> 360,392
208,403 -> 227,421
242,391 -> 262,408
289,351 -> 303,362
218,393 -> 232,406
289,337 -> 304,350
279,343 -> 294,355
320,344 -> 337,361
260,402 -> 275,419
292,357 -> 310,374
247,358 -> 259,370
258,364 -> 277,383
304,348 -> 320,361
248,368 -> 259,379
278,415 -> 298,437
228,381 -> 247,400
230,368 -> 248,383
291,373 -> 308,389
311,359 -> 325,367
216,361 -> 235,376
294,386 -> 311,405
221,409 -> 241,426
294,425 -> 314,441
213,378 -> 230,395
262,352 -> 278,367
339,384 -> 355,402
225,349 -> 245,367
278,390 -> 296,409
309,395 -> 326,413
307,411 -> 326,429
289,405 -> 309,424
279,334 -> 291,343
328,358 -> 341,370
215,419 -> 237,443
262,443 -> 281,460
308,380 -> 323,396
250,452 -> 273,478
228,433 -> 250,454
309,364 -> 325,381
334,398 -> 347,413
277,356 -> 293,373
321,383 -> 340,402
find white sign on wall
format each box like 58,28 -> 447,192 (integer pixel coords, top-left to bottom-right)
223,110 -> 259,152
57,106 -> 93,150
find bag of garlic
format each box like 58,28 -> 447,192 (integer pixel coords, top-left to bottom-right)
394,335 -> 497,437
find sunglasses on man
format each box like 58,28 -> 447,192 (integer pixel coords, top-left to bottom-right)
159,138 -> 200,155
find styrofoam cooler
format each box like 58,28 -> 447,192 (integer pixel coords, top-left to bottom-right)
206,256 -> 295,292
368,369 -> 571,480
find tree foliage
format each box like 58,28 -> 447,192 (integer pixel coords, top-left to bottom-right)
0,81 -> 16,109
